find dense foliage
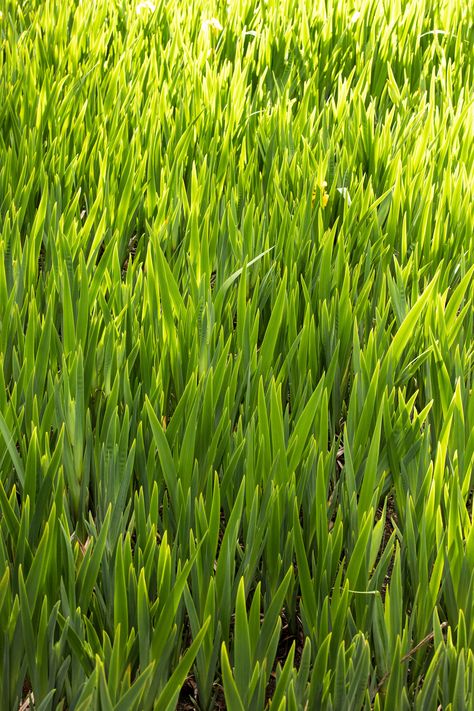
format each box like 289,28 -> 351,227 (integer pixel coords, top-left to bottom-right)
0,0 -> 473,708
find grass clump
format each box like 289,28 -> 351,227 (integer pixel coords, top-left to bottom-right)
0,0 -> 473,708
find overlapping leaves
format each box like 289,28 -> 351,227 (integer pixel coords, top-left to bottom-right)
0,0 -> 473,708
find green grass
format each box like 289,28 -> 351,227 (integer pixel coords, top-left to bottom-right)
0,0 -> 473,708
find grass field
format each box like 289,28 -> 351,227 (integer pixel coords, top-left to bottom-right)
0,0 -> 473,708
